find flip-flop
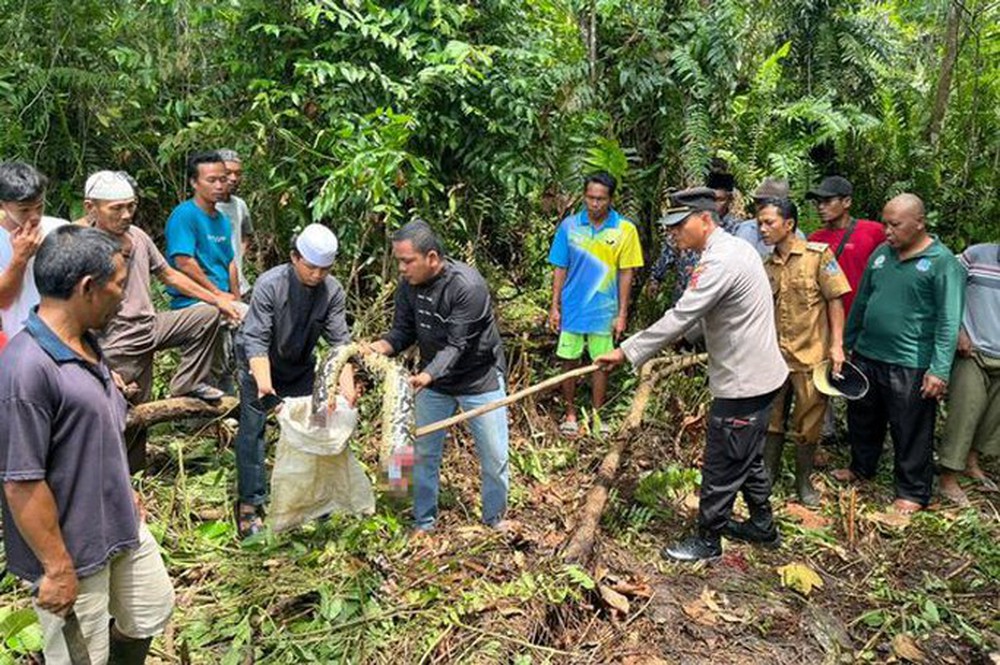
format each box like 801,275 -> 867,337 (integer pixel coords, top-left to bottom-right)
967,474 -> 999,493
938,484 -> 972,508
559,420 -> 579,435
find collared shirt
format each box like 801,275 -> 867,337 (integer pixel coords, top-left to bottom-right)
383,259 -> 505,396
548,209 -> 644,334
622,228 -> 788,399
734,219 -> 805,257
164,199 -> 235,309
237,264 -> 351,396
650,214 -> 741,305
0,311 -> 137,582
765,237 -> 851,371
846,238 -> 965,379
957,243 -> 1000,358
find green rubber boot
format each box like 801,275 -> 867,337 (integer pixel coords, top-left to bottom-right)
763,434 -> 784,486
795,443 -> 822,507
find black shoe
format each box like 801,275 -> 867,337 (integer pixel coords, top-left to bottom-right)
723,518 -> 782,548
661,533 -> 722,562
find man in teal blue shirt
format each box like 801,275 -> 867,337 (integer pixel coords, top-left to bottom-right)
833,194 -> 964,513
165,152 -> 240,309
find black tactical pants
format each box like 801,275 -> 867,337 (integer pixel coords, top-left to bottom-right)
698,392 -> 777,535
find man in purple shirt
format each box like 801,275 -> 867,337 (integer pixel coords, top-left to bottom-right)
0,226 -> 173,664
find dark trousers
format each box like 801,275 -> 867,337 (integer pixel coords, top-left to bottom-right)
698,396 -> 776,535
846,354 -> 936,506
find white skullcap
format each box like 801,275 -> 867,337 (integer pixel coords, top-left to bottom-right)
84,171 -> 135,201
295,224 -> 338,268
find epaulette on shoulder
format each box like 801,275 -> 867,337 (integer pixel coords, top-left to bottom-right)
806,241 -> 829,252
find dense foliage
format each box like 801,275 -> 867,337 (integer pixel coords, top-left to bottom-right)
2,0 -> 998,295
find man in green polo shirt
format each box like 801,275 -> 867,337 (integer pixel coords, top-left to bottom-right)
832,194 -> 964,513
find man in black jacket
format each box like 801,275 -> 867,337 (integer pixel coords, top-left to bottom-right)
368,219 -> 509,532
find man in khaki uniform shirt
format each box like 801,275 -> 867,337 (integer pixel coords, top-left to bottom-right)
759,198 -> 850,505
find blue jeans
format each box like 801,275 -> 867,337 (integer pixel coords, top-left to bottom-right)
413,375 -> 510,530
234,366 -> 269,506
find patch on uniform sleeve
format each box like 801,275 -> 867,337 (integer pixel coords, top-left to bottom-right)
916,257 -> 931,272
806,241 -> 829,252
688,264 -> 706,289
823,260 -> 841,275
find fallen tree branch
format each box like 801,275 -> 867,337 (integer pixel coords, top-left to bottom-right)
561,353 -> 708,565
125,396 -> 239,432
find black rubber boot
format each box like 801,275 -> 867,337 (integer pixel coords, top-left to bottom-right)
661,530 -> 723,562
795,443 -> 822,507
723,503 -> 781,549
763,433 -> 784,485
108,635 -> 152,665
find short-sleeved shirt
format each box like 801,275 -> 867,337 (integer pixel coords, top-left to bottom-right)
0,216 -> 67,337
548,210 -> 644,334
216,196 -> 253,294
808,219 -> 885,316
0,312 -> 138,582
164,199 -> 234,309
765,238 -> 851,371
237,264 -> 351,396
958,243 -> 1000,359
98,225 -> 169,354
846,239 -> 965,379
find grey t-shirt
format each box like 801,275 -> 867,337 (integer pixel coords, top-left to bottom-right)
0,312 -> 138,582
959,243 -> 1000,358
217,196 -> 252,294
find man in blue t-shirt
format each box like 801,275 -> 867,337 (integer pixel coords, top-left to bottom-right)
165,151 -> 240,309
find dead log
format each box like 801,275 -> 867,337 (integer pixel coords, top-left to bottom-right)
125,396 -> 239,432
562,353 -> 707,564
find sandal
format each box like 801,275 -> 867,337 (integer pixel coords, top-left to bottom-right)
967,473 -> 999,493
236,503 -> 264,539
559,419 -> 579,435
939,483 -> 971,507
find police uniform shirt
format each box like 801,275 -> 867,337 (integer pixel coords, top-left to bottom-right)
621,227 -> 788,399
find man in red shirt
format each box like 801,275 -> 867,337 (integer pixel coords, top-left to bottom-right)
807,176 -> 886,450
806,176 -> 886,316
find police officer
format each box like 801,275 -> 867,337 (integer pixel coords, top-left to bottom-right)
597,187 -> 789,562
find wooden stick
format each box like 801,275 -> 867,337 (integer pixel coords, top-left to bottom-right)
414,363 -> 603,437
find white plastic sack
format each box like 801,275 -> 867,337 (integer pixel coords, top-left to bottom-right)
269,396 -> 375,533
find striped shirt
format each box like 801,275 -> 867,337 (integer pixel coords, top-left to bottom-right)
959,243 -> 1000,358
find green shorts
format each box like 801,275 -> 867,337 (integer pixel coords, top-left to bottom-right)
556,331 -> 614,361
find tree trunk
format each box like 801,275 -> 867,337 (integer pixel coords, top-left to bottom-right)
562,353 -> 707,564
926,1 -> 962,146
125,396 -> 239,432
